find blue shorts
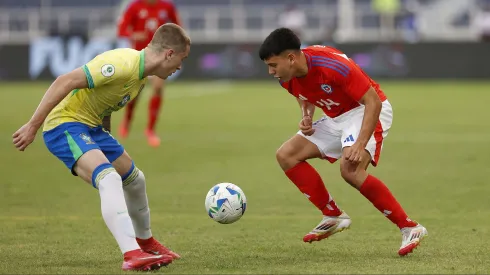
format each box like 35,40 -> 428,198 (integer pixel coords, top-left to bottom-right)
43,122 -> 125,175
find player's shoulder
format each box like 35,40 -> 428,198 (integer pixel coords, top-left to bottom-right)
91,48 -> 141,74
303,45 -> 344,57
96,48 -> 139,61
304,45 -> 352,78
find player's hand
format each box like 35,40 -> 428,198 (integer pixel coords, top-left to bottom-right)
12,123 -> 38,151
131,32 -> 148,42
299,115 -> 315,136
343,142 -> 364,163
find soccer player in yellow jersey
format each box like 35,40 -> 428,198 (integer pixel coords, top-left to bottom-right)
12,23 -> 190,272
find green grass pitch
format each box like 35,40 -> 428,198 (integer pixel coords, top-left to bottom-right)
1,80 -> 489,274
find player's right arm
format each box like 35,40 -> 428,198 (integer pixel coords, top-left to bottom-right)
297,98 -> 315,118
280,80 -> 316,136
297,98 -> 316,136
12,68 -> 88,151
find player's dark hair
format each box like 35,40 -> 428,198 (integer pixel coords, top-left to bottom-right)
149,23 -> 191,53
259,28 -> 301,60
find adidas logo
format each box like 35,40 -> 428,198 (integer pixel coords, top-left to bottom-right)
343,134 -> 355,143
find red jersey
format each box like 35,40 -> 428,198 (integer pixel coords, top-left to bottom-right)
117,0 -> 181,50
280,45 -> 387,118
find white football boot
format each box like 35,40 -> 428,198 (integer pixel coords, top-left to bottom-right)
303,212 -> 352,243
398,224 -> 428,256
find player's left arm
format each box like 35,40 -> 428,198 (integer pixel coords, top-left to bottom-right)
102,115 -> 111,132
330,57 -> 381,149
356,87 -> 382,148
342,61 -> 381,162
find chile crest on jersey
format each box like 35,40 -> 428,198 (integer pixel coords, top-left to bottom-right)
320,84 -> 333,94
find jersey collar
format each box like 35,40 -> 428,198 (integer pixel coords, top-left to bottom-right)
300,50 -> 325,84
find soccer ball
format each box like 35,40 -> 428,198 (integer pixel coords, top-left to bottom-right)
205,183 -> 247,224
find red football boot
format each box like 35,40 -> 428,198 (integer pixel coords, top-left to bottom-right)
137,237 -> 181,260
122,249 -> 173,271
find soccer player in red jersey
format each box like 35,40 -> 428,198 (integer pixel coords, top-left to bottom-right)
259,28 -> 428,256
117,0 -> 182,147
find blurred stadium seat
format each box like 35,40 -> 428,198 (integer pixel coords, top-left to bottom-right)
0,0 -> 485,43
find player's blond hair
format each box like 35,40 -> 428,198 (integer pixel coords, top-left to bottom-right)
148,23 -> 191,53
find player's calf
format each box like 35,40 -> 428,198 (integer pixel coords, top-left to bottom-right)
119,160 -> 180,260
340,148 -> 424,254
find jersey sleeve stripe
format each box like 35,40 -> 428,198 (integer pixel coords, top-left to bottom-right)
82,65 -> 95,89
305,53 -> 312,70
139,50 -> 145,80
311,63 -> 349,77
311,56 -> 350,72
311,60 -> 350,76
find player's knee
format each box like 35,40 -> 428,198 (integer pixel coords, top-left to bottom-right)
276,145 -> 301,171
122,161 -> 146,188
340,162 -> 367,189
92,163 -> 121,189
340,164 -> 357,186
276,146 -> 290,165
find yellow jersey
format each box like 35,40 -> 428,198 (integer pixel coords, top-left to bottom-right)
43,48 -> 147,132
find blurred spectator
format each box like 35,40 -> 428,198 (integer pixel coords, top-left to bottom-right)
372,0 -> 401,39
277,4 -> 307,40
474,0 -> 490,42
398,0 -> 419,43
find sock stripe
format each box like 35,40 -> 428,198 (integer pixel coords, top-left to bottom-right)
92,163 -> 116,189
123,166 -> 140,186
121,161 -> 135,182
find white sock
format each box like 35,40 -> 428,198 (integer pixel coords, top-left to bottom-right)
96,168 -> 140,254
123,167 -> 152,240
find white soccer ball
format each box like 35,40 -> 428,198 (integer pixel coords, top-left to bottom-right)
205,182 -> 247,224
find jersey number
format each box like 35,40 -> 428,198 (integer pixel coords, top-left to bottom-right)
316,99 -> 340,110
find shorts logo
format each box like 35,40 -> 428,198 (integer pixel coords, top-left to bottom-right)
343,134 -> 355,143
118,94 -> 131,107
101,64 -> 115,77
79,133 -> 95,145
321,84 -> 333,94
